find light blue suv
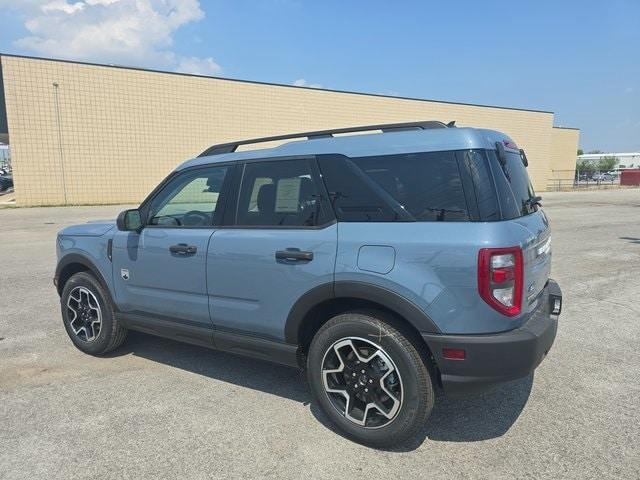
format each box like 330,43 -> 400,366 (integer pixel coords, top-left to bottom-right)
54,121 -> 562,447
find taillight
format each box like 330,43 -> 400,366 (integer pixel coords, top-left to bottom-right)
478,246 -> 523,317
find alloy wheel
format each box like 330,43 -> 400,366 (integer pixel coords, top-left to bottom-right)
321,337 -> 403,428
66,286 -> 102,342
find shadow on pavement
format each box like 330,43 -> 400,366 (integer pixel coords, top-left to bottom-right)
109,332 -> 309,403
423,374 -> 534,442
110,331 -> 533,451
310,374 -> 533,451
620,236 -> 640,244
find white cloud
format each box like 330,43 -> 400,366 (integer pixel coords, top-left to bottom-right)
41,1 -> 85,14
176,56 -> 221,76
4,0 -> 220,74
293,78 -> 323,89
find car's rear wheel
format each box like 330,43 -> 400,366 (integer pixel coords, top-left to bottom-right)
60,271 -> 127,355
307,311 -> 434,448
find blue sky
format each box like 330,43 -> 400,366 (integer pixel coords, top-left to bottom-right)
1,0 -> 638,152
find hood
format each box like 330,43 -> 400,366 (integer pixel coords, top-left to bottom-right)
58,220 -> 115,237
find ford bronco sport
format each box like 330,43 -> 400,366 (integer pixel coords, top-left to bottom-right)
55,121 -> 562,447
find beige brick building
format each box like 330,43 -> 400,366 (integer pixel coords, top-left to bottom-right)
0,54 -> 579,206
549,126 -> 581,189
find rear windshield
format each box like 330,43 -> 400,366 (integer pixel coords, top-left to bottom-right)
487,149 -> 538,219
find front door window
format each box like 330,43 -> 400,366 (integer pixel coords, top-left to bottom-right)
148,166 -> 229,227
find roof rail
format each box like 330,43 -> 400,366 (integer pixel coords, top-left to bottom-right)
198,120 -> 450,157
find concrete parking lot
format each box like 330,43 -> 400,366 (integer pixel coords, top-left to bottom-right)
1,189 -> 639,479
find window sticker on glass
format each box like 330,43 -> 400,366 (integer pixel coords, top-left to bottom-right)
275,177 -> 301,213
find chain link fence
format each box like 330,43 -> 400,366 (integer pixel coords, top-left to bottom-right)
546,169 -> 622,191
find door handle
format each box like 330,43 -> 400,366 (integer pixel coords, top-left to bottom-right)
169,243 -> 197,255
275,248 -> 313,262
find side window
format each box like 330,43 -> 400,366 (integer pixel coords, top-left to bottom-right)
317,155 -> 401,222
248,177 -> 274,211
319,152 -> 469,222
147,165 -> 229,227
236,159 -> 328,227
352,151 -> 469,222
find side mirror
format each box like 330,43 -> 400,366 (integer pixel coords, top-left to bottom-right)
116,209 -> 143,232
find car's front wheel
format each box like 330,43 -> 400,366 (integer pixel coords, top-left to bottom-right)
60,271 -> 127,355
307,311 -> 434,448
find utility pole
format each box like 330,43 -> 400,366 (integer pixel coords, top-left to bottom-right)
52,82 -> 68,205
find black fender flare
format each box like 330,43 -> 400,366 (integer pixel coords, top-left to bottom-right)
54,253 -> 111,299
284,281 -> 441,344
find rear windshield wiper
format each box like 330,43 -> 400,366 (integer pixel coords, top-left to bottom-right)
523,196 -> 542,210
419,207 -> 468,221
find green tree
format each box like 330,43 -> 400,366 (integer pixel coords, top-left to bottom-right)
597,156 -> 617,172
577,148 -> 584,156
576,159 -> 596,175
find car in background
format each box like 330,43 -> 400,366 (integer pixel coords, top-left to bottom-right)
592,173 -> 615,182
0,172 -> 13,192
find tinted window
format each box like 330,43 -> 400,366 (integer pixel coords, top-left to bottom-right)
317,155 -> 403,222
488,150 -> 537,219
461,150 -> 501,221
236,159 -> 328,227
148,166 -> 229,227
319,152 -> 469,222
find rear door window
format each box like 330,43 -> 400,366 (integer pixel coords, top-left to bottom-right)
236,159 -> 330,227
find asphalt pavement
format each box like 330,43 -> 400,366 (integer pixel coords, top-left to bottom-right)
1,189 -> 639,479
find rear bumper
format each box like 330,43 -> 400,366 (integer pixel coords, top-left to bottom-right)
422,279 -> 562,395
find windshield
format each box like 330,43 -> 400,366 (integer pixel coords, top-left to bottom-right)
489,149 -> 538,219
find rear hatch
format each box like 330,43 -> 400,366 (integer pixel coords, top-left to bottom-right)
489,143 -> 551,307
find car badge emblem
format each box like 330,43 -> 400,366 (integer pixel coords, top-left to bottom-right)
121,269 -> 130,281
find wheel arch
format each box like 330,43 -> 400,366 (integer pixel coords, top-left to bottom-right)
55,253 -> 111,299
285,281 -> 442,352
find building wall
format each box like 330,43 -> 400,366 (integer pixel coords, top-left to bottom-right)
549,127 -> 580,186
1,55 -> 573,206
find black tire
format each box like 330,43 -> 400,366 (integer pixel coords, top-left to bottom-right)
60,271 -> 127,355
307,310 -> 434,448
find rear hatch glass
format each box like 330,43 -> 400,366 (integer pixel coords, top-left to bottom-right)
488,149 -> 538,220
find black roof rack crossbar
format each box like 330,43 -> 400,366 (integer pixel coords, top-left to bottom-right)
199,120 -> 450,157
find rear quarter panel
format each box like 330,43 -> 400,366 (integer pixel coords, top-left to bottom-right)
336,211 -> 550,334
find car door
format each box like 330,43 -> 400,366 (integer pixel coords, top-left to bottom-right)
112,164 -> 233,328
207,157 -> 337,341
